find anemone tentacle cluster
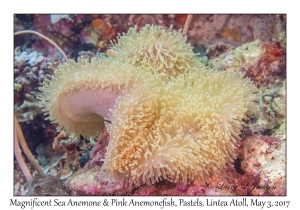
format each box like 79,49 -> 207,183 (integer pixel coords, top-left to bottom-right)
39,58 -> 161,137
39,24 -> 257,187
111,24 -> 198,79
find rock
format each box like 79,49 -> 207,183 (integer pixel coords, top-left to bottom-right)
25,174 -> 69,196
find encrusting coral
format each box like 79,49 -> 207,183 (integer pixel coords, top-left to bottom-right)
38,24 -> 257,188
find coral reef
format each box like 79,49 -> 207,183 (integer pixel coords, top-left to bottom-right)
250,15 -> 286,46
38,25 -> 257,188
237,136 -> 286,195
15,14 -> 123,59
209,40 -> 265,72
208,40 -> 286,87
15,91 -> 41,123
14,44 -> 64,126
14,14 -> 286,196
246,80 -> 286,138
188,15 -> 254,47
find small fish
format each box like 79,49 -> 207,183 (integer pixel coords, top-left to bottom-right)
106,49 -> 118,56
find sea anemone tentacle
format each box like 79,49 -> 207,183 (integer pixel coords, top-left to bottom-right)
39,57 -> 161,137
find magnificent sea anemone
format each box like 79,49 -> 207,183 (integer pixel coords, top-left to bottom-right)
39,24 -> 257,188
38,57 -> 161,137
103,68 -> 257,187
111,24 -> 198,79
